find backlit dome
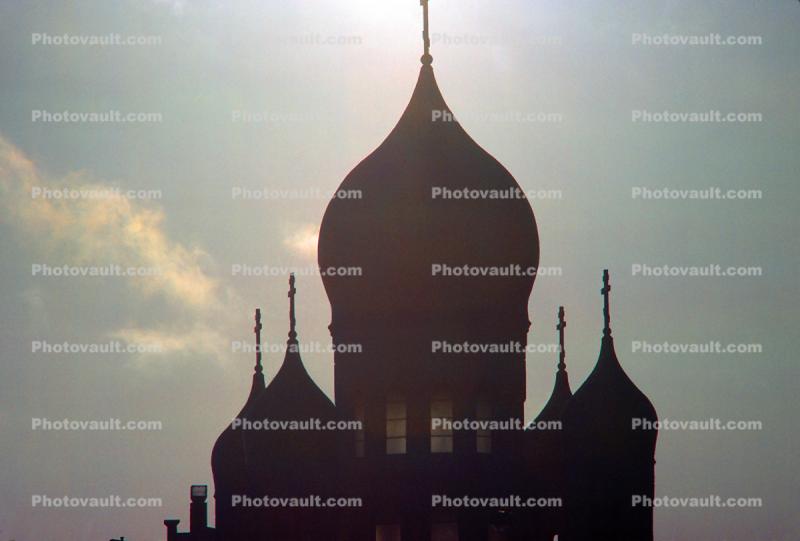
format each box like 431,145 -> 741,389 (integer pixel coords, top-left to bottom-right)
318,62 -> 539,337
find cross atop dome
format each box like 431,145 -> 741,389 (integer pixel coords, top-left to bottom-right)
254,308 -> 263,374
601,269 -> 612,337
557,306 -> 566,371
288,273 -> 298,344
420,0 -> 433,65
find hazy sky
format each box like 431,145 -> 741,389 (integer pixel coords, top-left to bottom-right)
0,1 -> 798,540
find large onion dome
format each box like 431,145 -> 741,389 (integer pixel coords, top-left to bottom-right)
318,55 -> 539,339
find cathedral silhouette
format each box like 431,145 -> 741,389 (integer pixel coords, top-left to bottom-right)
160,3 -> 658,540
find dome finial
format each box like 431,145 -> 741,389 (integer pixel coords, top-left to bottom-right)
420,0 -> 433,65
288,273 -> 298,344
254,308 -> 263,374
557,306 -> 567,371
601,269 -> 612,337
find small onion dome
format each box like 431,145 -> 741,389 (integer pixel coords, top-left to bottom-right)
211,310 -> 266,499
318,62 -> 539,335
563,335 -> 657,455
563,272 -> 658,458
535,306 -> 573,424
242,277 -> 340,495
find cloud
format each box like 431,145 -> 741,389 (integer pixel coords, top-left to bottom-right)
283,223 -> 320,259
0,134 -> 238,361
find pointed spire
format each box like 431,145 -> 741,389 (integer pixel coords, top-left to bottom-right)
557,305 -> 566,371
254,308 -> 263,374
287,273 -> 298,346
420,0 -> 433,65
533,305 -> 572,423
248,308 -> 266,398
601,269 -> 612,337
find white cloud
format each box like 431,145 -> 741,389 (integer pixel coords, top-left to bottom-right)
0,134 -> 240,362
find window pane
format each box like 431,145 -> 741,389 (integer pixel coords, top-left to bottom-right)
431,400 -> 452,418
386,419 -> 407,438
386,402 -> 406,420
386,437 -> 407,455
431,436 -> 453,453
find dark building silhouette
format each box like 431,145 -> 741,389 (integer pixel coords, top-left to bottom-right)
161,3 -> 658,540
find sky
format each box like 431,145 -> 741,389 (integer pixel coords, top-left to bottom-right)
0,0 -> 798,540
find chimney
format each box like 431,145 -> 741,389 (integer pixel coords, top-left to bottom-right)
163,519 -> 179,541
189,485 -> 209,532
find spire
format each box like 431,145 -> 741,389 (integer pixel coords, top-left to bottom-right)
249,308 -> 266,395
557,305 -> 566,371
287,273 -> 298,346
533,305 -> 572,423
601,269 -> 612,337
254,308 -> 263,374
420,0 -> 433,65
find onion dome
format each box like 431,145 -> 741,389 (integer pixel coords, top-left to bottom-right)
318,5 -> 539,338
562,270 -> 658,541
242,275 -> 339,495
211,309 -> 265,500
563,271 -> 657,451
